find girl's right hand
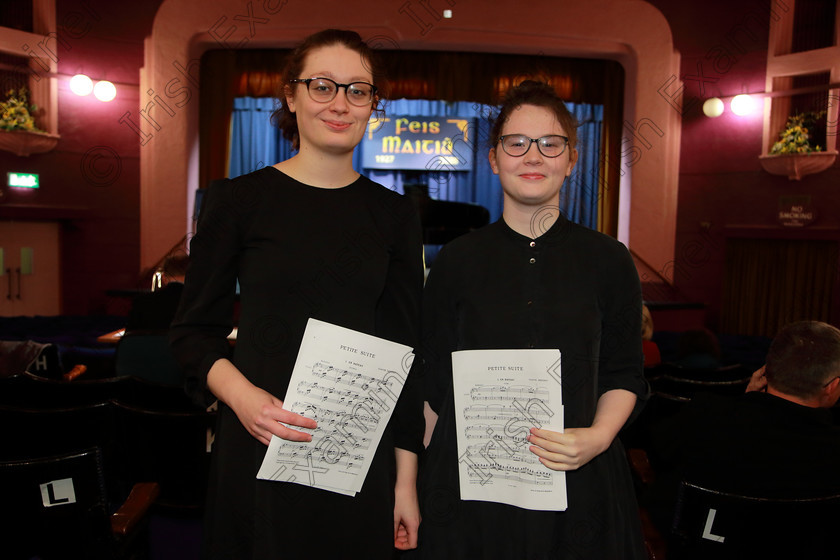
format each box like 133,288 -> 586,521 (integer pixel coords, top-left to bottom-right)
229,384 -> 318,446
207,359 -> 317,445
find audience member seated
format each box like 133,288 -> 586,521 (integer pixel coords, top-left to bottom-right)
125,255 -> 188,334
651,320 -> 840,501
673,328 -> 722,369
642,304 -> 661,368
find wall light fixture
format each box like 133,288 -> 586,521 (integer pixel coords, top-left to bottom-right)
68,74 -> 117,102
702,97 -> 724,118
93,80 -> 116,102
69,74 -> 93,96
730,94 -> 756,117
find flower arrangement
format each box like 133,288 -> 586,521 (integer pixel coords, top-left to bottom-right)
769,110 -> 826,155
0,88 -> 41,132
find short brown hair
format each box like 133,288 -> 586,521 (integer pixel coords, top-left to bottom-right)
271,29 -> 387,149
765,321 -> 840,399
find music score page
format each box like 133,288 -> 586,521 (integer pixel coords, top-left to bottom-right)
452,349 -> 567,511
257,318 -> 413,496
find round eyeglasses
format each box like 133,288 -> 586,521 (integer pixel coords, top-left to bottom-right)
289,77 -> 377,107
498,134 -> 569,158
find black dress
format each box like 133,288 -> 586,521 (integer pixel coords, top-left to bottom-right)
170,167 -> 424,559
418,216 -> 648,559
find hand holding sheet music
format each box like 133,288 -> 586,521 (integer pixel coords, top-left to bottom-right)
256,319 -> 414,496
452,349 -> 567,511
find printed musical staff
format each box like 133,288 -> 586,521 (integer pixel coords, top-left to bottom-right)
452,349 -> 567,511
257,319 -> 413,496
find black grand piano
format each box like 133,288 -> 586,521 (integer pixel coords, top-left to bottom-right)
403,183 -> 490,246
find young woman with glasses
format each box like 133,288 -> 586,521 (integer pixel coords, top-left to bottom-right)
171,29 -> 423,559
417,80 -> 648,558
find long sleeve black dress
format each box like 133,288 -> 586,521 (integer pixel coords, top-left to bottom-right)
418,216 -> 648,559
170,167 -> 424,559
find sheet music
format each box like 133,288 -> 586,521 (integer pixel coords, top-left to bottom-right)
452,349 -> 566,511
257,318 -> 413,496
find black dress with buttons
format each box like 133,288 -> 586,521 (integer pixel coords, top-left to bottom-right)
170,167 -> 424,559
418,215 -> 648,559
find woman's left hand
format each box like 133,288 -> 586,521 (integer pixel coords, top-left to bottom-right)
393,448 -> 420,550
528,389 -> 637,471
393,482 -> 420,550
527,426 -> 612,471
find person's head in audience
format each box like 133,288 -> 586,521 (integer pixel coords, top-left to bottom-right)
765,321 -> 840,408
641,305 -> 662,368
162,254 -> 189,285
675,328 -> 721,369
642,305 -> 654,341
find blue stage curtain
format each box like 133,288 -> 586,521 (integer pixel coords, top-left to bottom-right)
228,97 -> 292,179
561,103 -> 603,229
228,98 -> 602,230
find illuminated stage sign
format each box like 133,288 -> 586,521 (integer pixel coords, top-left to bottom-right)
362,116 -> 474,171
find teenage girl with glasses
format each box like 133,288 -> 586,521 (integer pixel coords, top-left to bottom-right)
171,29 -> 423,559
418,80 -> 648,559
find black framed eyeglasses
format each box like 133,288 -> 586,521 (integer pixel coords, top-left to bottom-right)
289,77 -> 377,106
498,134 -> 569,158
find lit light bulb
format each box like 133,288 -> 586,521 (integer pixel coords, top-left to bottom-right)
93,80 -> 116,102
702,98 -> 724,118
731,94 -> 755,116
69,74 -> 93,96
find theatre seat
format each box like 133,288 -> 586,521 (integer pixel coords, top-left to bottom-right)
669,480 -> 840,559
115,333 -> 183,386
112,399 -> 214,510
0,401 -> 115,461
648,363 -> 752,401
0,370 -> 128,408
622,364 -> 753,451
0,447 -> 158,560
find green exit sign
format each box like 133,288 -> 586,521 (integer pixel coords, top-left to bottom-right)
8,172 -> 39,188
